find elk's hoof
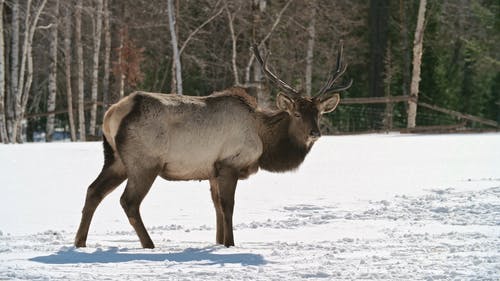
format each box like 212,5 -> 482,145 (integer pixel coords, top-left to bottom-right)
74,240 -> 86,248
142,241 -> 155,249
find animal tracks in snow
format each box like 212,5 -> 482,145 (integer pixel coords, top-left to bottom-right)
234,186 -> 500,231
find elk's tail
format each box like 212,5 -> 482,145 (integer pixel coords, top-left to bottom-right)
102,135 -> 115,167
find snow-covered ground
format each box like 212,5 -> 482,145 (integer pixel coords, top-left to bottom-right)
0,133 -> 499,280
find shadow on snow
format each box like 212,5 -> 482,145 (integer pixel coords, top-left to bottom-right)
30,246 -> 266,266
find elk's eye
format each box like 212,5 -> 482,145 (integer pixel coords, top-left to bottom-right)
294,112 -> 301,118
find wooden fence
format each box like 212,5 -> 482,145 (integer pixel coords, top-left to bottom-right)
339,95 -> 498,133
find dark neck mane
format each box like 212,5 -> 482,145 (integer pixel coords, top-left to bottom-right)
257,111 -> 311,172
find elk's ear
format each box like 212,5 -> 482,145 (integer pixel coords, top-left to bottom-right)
276,92 -> 295,113
318,94 -> 340,114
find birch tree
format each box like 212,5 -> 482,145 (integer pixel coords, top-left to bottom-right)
407,0 -> 427,128
12,0 -> 48,143
369,0 -> 389,99
252,0 -> 268,108
167,0 -> 182,95
102,0 -> 111,109
224,1 -> 240,86
399,0 -> 411,99
89,0 -> 103,136
46,0 -> 59,142
8,0 -> 20,142
76,0 -> 85,141
64,2 -> 76,141
305,0 -> 317,97
117,27 -> 126,99
0,0 -> 7,143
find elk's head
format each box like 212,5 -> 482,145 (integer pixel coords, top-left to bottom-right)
252,41 -> 352,146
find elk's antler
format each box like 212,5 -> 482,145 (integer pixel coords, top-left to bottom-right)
315,40 -> 353,98
251,44 -> 300,96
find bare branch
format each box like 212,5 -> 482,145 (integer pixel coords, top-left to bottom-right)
36,23 -> 53,30
179,4 -> 224,55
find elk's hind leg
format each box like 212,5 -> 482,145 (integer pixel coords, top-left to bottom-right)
75,160 -> 127,247
209,178 -> 224,245
120,168 -> 158,249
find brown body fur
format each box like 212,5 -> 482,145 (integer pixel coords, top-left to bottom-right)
74,87 -> 340,248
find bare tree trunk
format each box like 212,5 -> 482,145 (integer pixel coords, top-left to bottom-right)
0,0 -> 7,143
89,0 -> 103,136
64,3 -> 76,141
12,0 -> 31,143
224,2 -> 240,86
369,0 -> 389,99
76,0 -> 86,141
18,38 -> 35,142
399,0 -> 411,100
13,0 -> 48,143
8,0 -> 19,142
368,0 -> 389,130
252,0 -> 270,108
407,0 -> 427,128
28,75 -> 42,114
46,0 -> 60,142
117,27 -> 126,99
253,63 -> 269,107
102,0 -> 111,109
305,0 -> 317,97
167,0 -> 182,95
383,44 -> 394,131
170,55 -> 177,93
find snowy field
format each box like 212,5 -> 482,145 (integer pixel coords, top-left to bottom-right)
0,133 -> 499,280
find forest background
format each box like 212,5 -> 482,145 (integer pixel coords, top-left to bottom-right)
0,0 -> 498,143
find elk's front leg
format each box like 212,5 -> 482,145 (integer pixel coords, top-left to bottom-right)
211,163 -> 238,247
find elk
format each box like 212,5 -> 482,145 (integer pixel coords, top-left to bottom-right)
74,42 -> 352,248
